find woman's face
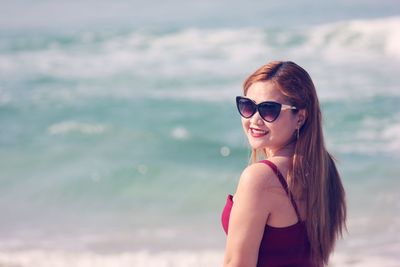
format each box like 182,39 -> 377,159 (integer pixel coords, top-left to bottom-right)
241,81 -> 302,154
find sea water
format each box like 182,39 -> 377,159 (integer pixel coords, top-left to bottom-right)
0,1 -> 400,266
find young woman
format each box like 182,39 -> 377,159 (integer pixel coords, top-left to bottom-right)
221,61 -> 346,267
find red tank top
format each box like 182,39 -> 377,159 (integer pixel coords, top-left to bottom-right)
221,160 -> 315,267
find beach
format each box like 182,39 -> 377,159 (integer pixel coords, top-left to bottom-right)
1,1 -> 400,266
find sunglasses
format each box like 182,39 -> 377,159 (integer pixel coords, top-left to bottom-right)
236,96 -> 297,122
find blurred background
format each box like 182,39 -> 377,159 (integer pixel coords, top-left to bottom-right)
0,0 -> 399,266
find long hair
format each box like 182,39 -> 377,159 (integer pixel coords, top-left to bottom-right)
243,61 -> 346,266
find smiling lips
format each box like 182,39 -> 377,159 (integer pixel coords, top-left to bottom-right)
249,127 -> 268,138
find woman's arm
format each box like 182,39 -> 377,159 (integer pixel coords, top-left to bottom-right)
222,163 -> 276,267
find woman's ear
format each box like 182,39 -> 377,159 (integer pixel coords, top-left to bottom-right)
297,109 -> 307,128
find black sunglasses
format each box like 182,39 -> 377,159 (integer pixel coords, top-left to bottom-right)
236,96 -> 297,122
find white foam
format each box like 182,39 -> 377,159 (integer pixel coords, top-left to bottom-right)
331,228 -> 400,266
48,121 -> 107,135
2,16 -> 399,78
300,16 -> 400,62
331,117 -> 400,155
148,84 -> 239,102
1,16 -> 399,103
0,247 -> 399,267
381,122 -> 400,153
0,249 -> 223,267
330,252 -> 400,267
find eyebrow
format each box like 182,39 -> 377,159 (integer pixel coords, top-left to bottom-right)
249,98 -> 285,104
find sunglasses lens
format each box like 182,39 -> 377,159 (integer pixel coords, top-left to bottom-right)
259,103 -> 281,122
237,98 -> 255,118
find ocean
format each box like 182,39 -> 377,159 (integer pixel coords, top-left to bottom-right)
0,1 -> 400,266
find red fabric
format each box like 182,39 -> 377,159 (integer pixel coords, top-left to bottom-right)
221,160 -> 315,267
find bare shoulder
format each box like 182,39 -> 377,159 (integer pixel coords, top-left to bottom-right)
239,162 -> 279,188
234,162 -> 283,202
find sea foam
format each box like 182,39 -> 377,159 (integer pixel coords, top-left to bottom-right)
0,248 -> 398,267
0,16 -> 398,105
0,249 -> 223,267
1,16 -> 398,79
48,121 -> 107,135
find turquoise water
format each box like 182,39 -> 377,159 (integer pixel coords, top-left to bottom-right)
1,1 -> 400,266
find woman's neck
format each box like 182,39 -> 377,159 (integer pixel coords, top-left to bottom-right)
265,140 -> 296,158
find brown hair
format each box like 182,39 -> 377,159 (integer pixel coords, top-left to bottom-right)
243,61 -> 346,266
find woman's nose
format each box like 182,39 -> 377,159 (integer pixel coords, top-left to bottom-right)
250,111 -> 264,125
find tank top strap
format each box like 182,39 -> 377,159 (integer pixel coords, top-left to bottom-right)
259,159 -> 301,221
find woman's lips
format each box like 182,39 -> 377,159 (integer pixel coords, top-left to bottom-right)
249,127 -> 268,138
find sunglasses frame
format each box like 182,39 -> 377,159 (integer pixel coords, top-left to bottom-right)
236,96 -> 297,122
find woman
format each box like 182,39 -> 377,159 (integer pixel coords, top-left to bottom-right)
221,61 -> 346,267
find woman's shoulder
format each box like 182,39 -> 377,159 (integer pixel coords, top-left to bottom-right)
241,161 -> 276,185
235,160 -> 285,197
232,160 -> 287,211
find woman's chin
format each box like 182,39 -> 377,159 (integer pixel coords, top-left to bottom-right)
248,140 -> 267,150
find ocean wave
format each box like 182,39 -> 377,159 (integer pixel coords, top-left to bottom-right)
0,247 -> 398,267
0,249 -> 223,267
381,123 -> 400,153
0,16 -> 398,105
330,254 -> 400,267
298,16 -> 400,62
330,117 -> 400,155
0,16 -> 398,78
48,121 -> 107,135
